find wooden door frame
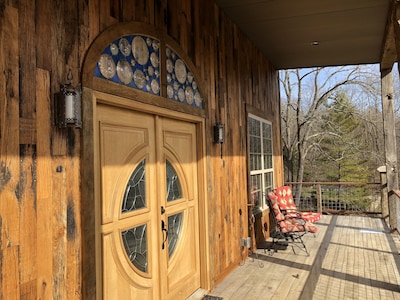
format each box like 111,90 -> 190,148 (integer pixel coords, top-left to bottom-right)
81,89 -> 211,299
80,21 -> 211,299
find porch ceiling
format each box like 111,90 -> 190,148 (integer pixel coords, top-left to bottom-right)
215,0 -> 392,69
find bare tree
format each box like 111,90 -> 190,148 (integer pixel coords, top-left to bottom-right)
280,66 -> 381,202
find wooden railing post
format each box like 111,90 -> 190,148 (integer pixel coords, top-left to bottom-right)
377,166 -> 389,220
316,184 -> 322,213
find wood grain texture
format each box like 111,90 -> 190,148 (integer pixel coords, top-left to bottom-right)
0,0 -> 282,298
0,6 -> 21,299
36,68 -> 54,300
381,69 -> 399,230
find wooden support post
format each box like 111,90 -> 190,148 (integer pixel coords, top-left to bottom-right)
390,0 -> 400,234
380,68 -> 399,231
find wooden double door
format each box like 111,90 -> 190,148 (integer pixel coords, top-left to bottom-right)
97,103 -> 201,299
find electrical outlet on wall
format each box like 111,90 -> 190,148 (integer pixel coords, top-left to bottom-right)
246,237 -> 251,248
241,237 -> 251,248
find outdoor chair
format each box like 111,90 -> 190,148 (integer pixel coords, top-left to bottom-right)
273,186 -> 321,223
266,192 -> 318,256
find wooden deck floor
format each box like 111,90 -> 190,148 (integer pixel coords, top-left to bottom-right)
206,215 -> 400,300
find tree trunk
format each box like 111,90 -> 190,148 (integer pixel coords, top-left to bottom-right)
295,146 -> 305,205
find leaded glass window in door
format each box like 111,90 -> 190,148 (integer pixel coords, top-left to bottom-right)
121,160 -> 148,273
166,160 -> 182,201
122,224 -> 148,273
165,160 -> 183,257
122,160 -> 146,213
168,213 -> 183,257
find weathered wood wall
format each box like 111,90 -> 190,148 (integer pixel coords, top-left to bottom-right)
0,0 -> 282,298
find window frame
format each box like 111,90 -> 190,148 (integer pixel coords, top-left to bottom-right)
247,113 -> 274,210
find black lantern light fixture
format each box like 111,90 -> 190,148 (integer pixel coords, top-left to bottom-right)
213,122 -> 225,158
213,122 -> 225,144
55,69 -> 82,128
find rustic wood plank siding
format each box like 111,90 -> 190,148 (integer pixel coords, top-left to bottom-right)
36,68 -> 53,299
1,5 -> 22,300
0,0 -> 281,297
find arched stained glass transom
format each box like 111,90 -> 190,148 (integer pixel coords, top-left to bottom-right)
95,35 -> 161,95
165,46 -> 202,107
94,34 -> 203,109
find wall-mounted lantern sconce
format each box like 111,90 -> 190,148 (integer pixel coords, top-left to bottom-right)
55,70 -> 82,128
213,122 -> 225,158
213,122 -> 225,144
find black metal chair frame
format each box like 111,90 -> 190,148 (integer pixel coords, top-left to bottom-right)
266,195 -> 310,256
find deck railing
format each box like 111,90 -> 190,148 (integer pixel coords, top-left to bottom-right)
285,182 -> 382,215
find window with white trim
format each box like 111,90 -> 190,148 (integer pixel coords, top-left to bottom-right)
248,114 -> 273,210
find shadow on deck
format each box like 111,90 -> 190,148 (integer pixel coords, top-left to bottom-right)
207,215 -> 400,300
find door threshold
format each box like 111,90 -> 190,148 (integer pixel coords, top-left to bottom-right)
186,288 -> 208,299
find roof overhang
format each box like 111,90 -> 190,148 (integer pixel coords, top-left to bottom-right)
216,0 -> 395,70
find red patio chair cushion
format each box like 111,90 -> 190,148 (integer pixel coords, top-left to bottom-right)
274,186 -> 297,211
297,211 -> 321,223
268,192 -> 318,234
274,186 -> 321,223
267,192 -> 285,221
278,218 -> 318,234
300,220 -> 318,234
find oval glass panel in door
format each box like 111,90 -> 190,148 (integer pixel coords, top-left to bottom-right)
122,160 -> 146,213
122,224 -> 148,273
121,160 -> 148,273
166,160 -> 182,201
167,213 -> 183,257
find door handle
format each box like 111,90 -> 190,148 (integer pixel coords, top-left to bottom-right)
161,220 -> 168,250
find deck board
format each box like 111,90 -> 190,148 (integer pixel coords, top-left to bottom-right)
206,215 -> 400,299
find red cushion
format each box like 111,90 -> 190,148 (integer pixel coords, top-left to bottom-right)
303,221 -> 318,233
274,186 -> 297,211
298,212 -> 321,223
278,218 -> 318,234
274,186 -> 321,223
268,192 -> 285,221
285,211 -> 321,223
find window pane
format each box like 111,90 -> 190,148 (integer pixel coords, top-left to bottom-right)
263,136 -> 272,153
250,139 -> 261,170
122,160 -> 146,213
262,123 -> 272,169
166,160 -> 182,201
167,213 -> 183,257
249,118 -> 262,171
249,118 -> 260,136
250,175 -> 262,206
122,224 -> 148,273
263,138 -> 272,169
264,172 -> 273,205
263,122 -> 272,139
